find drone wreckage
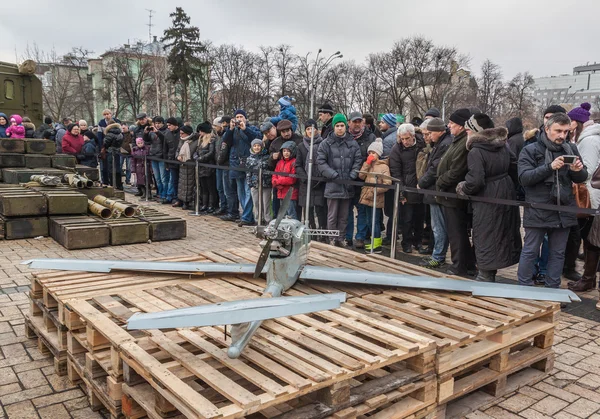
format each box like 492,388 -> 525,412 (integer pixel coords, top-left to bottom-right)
22,189 -> 579,359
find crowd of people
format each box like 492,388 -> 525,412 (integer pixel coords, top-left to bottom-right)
2,98 -> 600,305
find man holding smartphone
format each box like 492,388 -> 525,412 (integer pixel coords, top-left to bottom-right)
517,113 -> 587,290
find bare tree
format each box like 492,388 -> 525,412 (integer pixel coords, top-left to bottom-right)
101,43 -> 157,121
477,59 -> 504,118
505,72 -> 536,119
22,43 -> 93,122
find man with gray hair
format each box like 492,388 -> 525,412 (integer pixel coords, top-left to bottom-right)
517,113 -> 587,289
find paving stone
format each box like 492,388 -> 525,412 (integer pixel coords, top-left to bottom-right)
559,351 -> 586,366
0,383 -> 22,397
17,370 -> 47,389
498,393 -> 537,413
564,337 -> 592,347
466,412 -> 495,419
563,397 -> 600,418
518,408 -> 555,419
37,403 -> 69,419
4,400 -> 39,419
534,381 -> 579,402
518,386 -> 548,401
564,384 -> 600,405
577,373 -> 600,390
0,367 -> 18,385
63,396 -> 88,412
70,407 -> 103,419
0,385 -> 53,406
31,389 -> 85,408
12,359 -> 52,373
483,406 -> 522,419
531,395 -> 570,416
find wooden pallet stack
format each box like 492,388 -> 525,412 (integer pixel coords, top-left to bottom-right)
24,243 -> 560,419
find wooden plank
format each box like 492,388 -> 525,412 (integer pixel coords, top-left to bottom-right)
120,341 -> 223,418
177,329 -> 288,397
149,332 -> 263,409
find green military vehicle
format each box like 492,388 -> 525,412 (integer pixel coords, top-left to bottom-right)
0,60 -> 43,126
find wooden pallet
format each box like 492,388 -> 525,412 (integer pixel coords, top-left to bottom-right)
24,314 -> 67,376
26,239 -> 561,418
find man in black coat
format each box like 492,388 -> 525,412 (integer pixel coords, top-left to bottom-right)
517,113 -> 587,289
346,111 -> 375,248
418,118 -> 452,268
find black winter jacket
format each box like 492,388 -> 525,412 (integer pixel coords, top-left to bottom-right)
144,130 -> 165,158
389,140 -> 424,204
436,130 -> 469,208
461,127 -> 521,270
163,129 -> 180,169
296,136 -> 326,207
267,133 -> 303,169
506,117 -> 524,158
193,136 -> 216,178
418,131 -> 452,205
518,133 -> 588,229
317,132 -> 362,199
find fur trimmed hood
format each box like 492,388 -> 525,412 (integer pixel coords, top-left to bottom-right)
105,122 -> 122,134
466,127 -> 508,151
524,128 -> 538,141
23,122 -> 35,131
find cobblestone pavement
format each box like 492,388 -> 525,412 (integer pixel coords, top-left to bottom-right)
0,194 -> 598,418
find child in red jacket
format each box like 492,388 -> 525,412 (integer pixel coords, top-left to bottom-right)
271,141 -> 298,219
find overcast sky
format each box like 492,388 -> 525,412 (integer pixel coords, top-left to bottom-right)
1,0 -> 598,79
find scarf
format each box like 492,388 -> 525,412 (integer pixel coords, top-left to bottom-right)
539,131 -> 574,204
350,126 -> 365,140
178,135 -> 193,162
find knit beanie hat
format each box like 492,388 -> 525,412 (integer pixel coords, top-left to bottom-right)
317,103 -> 334,115
424,108 -> 441,118
67,123 -> 78,133
426,117 -> 445,132
166,117 -> 178,126
304,119 -> 318,130
367,138 -> 384,157
278,96 -> 294,107
543,104 -> 567,116
234,109 -> 247,119
196,121 -> 212,134
251,139 -> 263,148
567,102 -> 591,124
180,125 -> 193,135
465,113 -> 495,133
381,113 -> 397,127
153,116 -> 165,123
332,113 -> 348,127
449,108 -> 472,126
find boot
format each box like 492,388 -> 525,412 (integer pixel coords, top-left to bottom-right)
134,187 -> 144,197
568,247 -> 599,292
476,269 -> 495,282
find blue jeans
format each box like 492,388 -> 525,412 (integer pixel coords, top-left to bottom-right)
164,167 -> 178,202
216,169 -> 228,210
225,171 -> 238,216
235,175 -> 254,223
535,235 -> 549,275
120,155 -> 131,184
365,207 -> 382,238
151,161 -> 167,199
282,198 -> 297,219
430,204 -> 449,262
518,227 -> 569,288
346,197 -> 369,241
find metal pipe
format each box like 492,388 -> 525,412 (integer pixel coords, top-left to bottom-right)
64,174 -> 84,189
390,183 -> 401,258
257,167 -> 263,227
93,195 -> 135,217
87,200 -> 112,219
144,154 -> 149,202
370,174 -> 378,255
189,160 -> 201,216
304,105 -> 315,228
